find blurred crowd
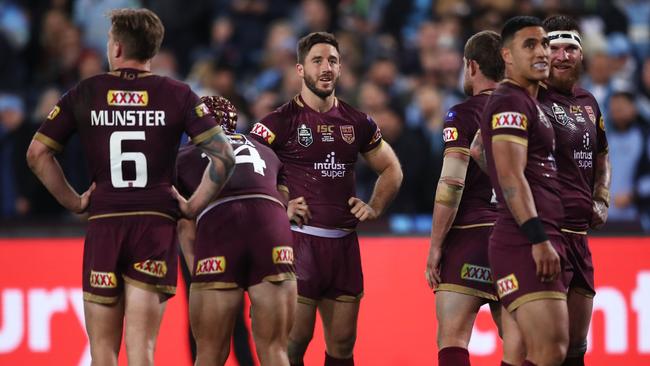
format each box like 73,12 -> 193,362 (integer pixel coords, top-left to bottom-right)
1,0 -> 650,233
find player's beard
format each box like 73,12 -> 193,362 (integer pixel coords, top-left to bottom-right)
549,61 -> 582,93
304,73 -> 337,99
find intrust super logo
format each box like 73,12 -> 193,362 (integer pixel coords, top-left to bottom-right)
273,246 -> 294,264
492,112 -> 527,130
195,256 -> 226,275
133,260 -> 167,278
496,273 -> 519,297
461,263 -> 492,283
89,270 -> 117,288
107,90 -> 148,106
251,122 -> 276,144
314,152 -> 346,178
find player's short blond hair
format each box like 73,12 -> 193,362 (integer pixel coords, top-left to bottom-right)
108,8 -> 164,62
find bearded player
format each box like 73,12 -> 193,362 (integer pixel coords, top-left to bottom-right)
539,15 -> 611,366
176,96 -> 301,366
424,30 -> 505,366
478,16 -> 570,366
250,32 -> 403,366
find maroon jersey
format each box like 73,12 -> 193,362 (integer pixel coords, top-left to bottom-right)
249,95 -> 382,229
34,68 -> 221,218
480,81 -> 563,232
176,134 -> 286,205
539,84 -> 609,230
443,92 -> 498,226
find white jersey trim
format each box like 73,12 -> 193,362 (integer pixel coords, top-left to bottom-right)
291,224 -> 353,238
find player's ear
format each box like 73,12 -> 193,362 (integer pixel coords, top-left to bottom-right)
469,59 -> 478,77
296,63 -> 304,78
501,47 -> 512,66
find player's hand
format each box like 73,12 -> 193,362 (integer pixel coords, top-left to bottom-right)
425,244 -> 443,290
172,186 -> 196,219
531,240 -> 561,282
590,200 -> 608,229
348,197 -> 378,222
287,196 -> 311,227
74,182 -> 95,214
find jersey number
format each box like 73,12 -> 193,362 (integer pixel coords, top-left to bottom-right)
201,142 -> 267,176
109,131 -> 148,188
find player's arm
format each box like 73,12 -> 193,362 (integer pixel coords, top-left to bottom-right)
26,139 -> 95,213
351,142 -> 403,221
469,129 -> 488,173
425,151 -> 469,289
493,139 -> 560,281
175,132 -> 235,218
591,151 -> 611,229
177,218 -> 196,270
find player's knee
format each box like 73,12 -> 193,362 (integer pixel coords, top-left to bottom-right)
288,338 -> 311,360
327,333 -> 356,358
542,339 -> 568,365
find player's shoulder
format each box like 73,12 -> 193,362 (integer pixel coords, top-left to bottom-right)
335,98 -> 370,124
573,86 -> 598,103
490,81 -> 534,109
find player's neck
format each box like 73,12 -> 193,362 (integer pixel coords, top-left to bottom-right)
472,79 -> 497,96
111,59 -> 151,72
504,76 -> 539,98
300,89 -> 336,113
546,80 -> 575,95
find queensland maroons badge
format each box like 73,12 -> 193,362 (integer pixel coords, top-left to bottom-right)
297,124 -> 313,147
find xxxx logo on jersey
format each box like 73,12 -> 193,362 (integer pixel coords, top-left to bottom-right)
196,256 -> 226,275
251,122 -> 276,144
273,246 -> 294,264
134,260 -> 167,278
107,90 -> 148,106
492,112 -> 527,131
90,270 -> 117,288
443,127 -> 458,142
47,105 -> 61,120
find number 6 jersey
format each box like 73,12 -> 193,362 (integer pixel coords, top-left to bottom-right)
33,68 -> 222,219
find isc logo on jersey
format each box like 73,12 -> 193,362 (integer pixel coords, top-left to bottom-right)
90,270 -> 117,288
492,112 -> 527,131
134,260 -> 167,278
107,90 -> 148,106
443,127 -> 458,142
196,256 -> 226,275
273,246 -> 294,264
251,122 -> 277,144
496,273 -> 519,297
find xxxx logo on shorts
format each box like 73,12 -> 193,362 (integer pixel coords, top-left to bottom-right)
272,246 -> 294,264
251,122 -> 276,144
90,270 -> 117,288
195,256 -> 226,275
134,260 -> 167,278
460,263 -> 492,283
496,273 -> 519,297
107,90 -> 148,106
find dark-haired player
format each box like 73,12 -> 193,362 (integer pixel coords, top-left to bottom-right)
250,32 -> 403,366
424,30 -> 505,366
26,8 -> 234,366
478,16 -> 569,366
540,15 -> 611,366
176,96 -> 298,366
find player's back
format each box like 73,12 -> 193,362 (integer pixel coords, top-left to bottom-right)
35,68 -> 219,218
443,93 -> 497,226
176,134 -> 285,206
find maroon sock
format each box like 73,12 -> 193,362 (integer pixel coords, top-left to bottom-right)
522,360 -> 537,366
500,362 -> 516,366
438,347 -> 470,366
561,356 -> 585,366
324,352 -> 354,366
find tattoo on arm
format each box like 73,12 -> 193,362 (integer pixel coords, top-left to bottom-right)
470,132 -> 488,172
198,133 -> 235,187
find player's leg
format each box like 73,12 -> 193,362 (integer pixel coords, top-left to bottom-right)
248,280 -> 297,366
319,299 -> 359,365
190,288 -> 245,366
84,298 -> 125,366
123,284 -> 167,366
288,301 -> 318,366
514,299 -> 569,366
562,289 -> 593,366
497,304 -> 526,366
435,291 -> 484,365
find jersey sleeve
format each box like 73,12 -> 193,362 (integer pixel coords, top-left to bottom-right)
442,106 -> 472,155
359,115 -> 383,154
488,97 -> 531,147
33,88 -> 78,152
596,107 -> 608,154
182,89 -> 223,145
249,109 -> 291,148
